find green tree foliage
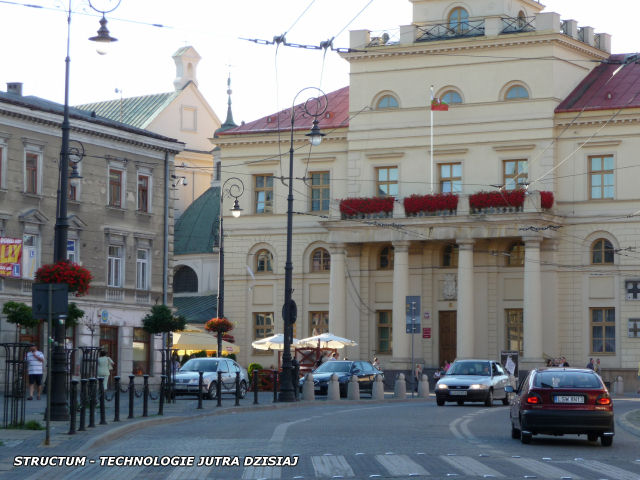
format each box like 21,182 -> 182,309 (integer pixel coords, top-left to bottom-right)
66,303 -> 85,328
2,301 -> 39,328
142,304 -> 186,335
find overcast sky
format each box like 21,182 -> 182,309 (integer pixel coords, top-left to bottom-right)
0,0 -> 636,124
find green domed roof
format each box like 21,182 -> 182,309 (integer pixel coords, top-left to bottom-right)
174,186 -> 220,255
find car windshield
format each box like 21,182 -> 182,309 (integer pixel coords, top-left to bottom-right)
314,361 -> 352,373
447,361 -> 490,376
179,359 -> 219,373
534,371 -> 601,389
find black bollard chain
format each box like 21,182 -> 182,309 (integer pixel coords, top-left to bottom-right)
235,372 -> 240,406
197,371 -> 204,410
273,370 -> 278,403
253,370 -> 259,405
98,377 -> 107,425
216,371 -> 222,407
128,375 -> 135,419
158,375 -> 166,416
68,380 -> 78,435
79,379 -> 87,432
113,376 -> 121,422
88,378 -> 96,428
143,375 -> 149,417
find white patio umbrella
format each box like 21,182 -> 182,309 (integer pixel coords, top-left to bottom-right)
298,332 -> 358,349
251,333 -> 301,351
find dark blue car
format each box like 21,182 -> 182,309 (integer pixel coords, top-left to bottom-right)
299,360 -> 383,397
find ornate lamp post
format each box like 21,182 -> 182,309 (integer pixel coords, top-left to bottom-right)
279,88 -> 327,402
216,177 -> 244,356
50,0 -> 120,421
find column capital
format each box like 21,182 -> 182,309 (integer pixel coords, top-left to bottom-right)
392,240 -> 410,253
456,239 -> 475,250
328,243 -> 347,255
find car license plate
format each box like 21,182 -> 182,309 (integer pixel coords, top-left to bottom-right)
450,391 -> 467,396
554,395 -> 584,403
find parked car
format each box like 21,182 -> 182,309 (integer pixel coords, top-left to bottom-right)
299,360 -> 383,397
173,357 -> 249,399
435,359 -> 509,406
507,367 -> 614,446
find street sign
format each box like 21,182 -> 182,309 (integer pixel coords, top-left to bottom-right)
422,327 -> 431,339
424,312 -> 430,320
32,283 -> 68,319
405,296 -> 421,334
500,350 -> 519,378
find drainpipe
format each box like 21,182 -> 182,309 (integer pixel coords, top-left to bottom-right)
163,150 -> 170,349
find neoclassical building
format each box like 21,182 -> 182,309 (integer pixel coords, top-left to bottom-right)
215,0 -> 640,388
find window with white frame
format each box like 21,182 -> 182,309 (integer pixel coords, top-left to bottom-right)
108,166 -> 126,208
107,245 -> 123,287
137,173 -> 151,212
136,248 -> 150,290
67,239 -> 78,263
24,146 -> 43,195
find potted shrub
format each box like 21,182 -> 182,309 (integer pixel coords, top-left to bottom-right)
35,261 -> 92,296
205,317 -> 234,357
469,189 -> 526,212
403,193 -> 458,216
339,196 -> 394,219
540,191 -> 554,209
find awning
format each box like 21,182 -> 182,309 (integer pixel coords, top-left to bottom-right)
172,331 -> 239,354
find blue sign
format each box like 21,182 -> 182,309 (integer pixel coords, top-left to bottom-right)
406,296 -> 421,334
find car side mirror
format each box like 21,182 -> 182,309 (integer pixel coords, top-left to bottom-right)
505,385 -> 514,393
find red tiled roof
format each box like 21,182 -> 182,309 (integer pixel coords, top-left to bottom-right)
218,86 -> 349,135
556,54 -> 640,113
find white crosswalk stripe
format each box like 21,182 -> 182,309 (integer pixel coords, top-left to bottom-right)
507,457 -> 581,479
375,454 -> 430,477
440,455 -> 505,478
575,459 -> 639,480
166,464 -> 211,479
311,455 -> 355,478
242,466 -> 282,479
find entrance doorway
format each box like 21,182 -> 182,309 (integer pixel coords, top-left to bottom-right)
439,311 -> 457,366
99,326 -> 118,388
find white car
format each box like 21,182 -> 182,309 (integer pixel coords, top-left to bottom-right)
173,357 -> 248,399
435,359 -> 510,406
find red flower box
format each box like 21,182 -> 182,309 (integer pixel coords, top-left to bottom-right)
204,317 -> 234,334
403,193 -> 458,215
339,196 -> 394,217
469,189 -> 526,210
540,191 -> 554,209
35,261 -> 92,296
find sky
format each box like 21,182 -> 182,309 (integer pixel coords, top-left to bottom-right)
0,0 -> 637,125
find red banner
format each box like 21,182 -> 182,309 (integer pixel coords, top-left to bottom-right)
0,237 -> 22,278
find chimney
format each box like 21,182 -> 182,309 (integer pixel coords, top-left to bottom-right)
7,82 -> 23,96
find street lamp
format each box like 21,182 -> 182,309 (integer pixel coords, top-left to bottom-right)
279,88 -> 327,402
50,0 -> 121,421
216,177 -> 244,357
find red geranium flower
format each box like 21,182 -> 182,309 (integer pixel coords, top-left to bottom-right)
35,261 -> 93,296
204,317 -> 234,334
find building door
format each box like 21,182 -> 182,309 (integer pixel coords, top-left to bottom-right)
439,311 -> 457,366
99,326 -> 118,388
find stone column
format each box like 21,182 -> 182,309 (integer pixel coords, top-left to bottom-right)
523,238 -> 543,362
329,243 -> 347,338
392,241 -> 410,363
456,240 -> 475,359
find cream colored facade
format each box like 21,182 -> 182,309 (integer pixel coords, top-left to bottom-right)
216,0 -> 640,389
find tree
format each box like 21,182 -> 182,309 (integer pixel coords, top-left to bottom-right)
142,304 -> 186,340
66,303 -> 85,328
2,301 -> 39,328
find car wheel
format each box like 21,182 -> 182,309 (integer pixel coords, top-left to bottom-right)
484,389 -> 493,407
511,423 -> 521,439
457,400 -> 464,406
502,393 -> 510,405
437,398 -> 445,406
207,382 -> 217,400
587,433 -> 598,442
601,435 -> 613,447
239,381 -> 247,399
521,432 -> 532,444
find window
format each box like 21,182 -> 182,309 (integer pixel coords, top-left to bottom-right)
253,312 -> 274,354
137,174 -> 150,212
25,152 -> 39,194
254,175 -> 273,213
505,309 -> 523,355
376,167 -> 398,197
507,242 -> 525,266
589,155 -> 614,199
310,171 -> 330,212
376,95 -> 399,109
22,234 -> 39,279
590,307 -> 615,354
503,160 -> 528,190
0,140 -> 6,189
67,239 -> 78,263
215,162 -> 221,182
440,163 -> 462,193
136,248 -> 150,290
132,327 -> 150,375
173,266 -> 198,293
108,168 -> 124,207
592,238 -> 614,265
311,248 -> 330,272
379,246 -> 394,270
256,249 -> 273,273
505,85 -> 529,100
309,311 -> 329,335
107,245 -> 123,287
442,244 -> 459,267
448,7 -> 469,34
441,91 -> 462,105
377,310 -> 392,354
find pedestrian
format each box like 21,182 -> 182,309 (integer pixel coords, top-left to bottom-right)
444,360 -> 450,372
586,358 -> 594,370
97,350 -> 114,391
372,357 -> 380,369
26,344 -> 44,400
414,364 -> 422,392
595,358 -> 601,375
559,356 -> 570,367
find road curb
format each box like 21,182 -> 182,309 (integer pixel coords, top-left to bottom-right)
617,409 -> 640,438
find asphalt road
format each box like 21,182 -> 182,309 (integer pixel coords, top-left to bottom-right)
8,396 -> 640,480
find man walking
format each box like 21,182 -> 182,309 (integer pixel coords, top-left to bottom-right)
586,358 -> 594,370
26,344 -> 45,400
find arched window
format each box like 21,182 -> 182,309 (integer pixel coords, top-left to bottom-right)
448,7 -> 469,34
379,246 -> 394,270
173,266 -> 198,293
505,85 -> 529,100
507,242 -> 525,266
442,244 -> 459,267
441,91 -> 463,105
311,248 -> 331,272
256,249 -> 274,273
592,239 -> 614,264
377,95 -> 399,109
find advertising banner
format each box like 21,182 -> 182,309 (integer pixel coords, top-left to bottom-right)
0,237 -> 22,278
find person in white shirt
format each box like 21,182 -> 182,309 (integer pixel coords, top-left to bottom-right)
97,350 -> 115,391
26,345 -> 44,400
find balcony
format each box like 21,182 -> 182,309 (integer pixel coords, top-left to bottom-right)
416,20 -> 485,42
501,16 -> 535,34
135,290 -> 151,305
106,288 -> 125,302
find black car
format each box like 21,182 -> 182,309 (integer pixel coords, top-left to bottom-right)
299,360 -> 383,397
435,359 -> 510,406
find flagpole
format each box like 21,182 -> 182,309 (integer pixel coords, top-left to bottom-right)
430,85 -> 434,194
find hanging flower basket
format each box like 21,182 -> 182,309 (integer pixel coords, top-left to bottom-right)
403,193 -> 458,216
204,317 -> 234,334
35,261 -> 92,296
540,191 -> 554,209
339,196 -> 394,219
469,189 -> 526,211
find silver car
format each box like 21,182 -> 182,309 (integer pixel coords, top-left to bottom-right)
173,357 -> 249,399
435,359 -> 510,406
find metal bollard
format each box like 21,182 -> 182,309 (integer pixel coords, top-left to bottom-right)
293,364 -> 300,401
143,375 -> 149,417
216,371 -> 222,407
273,370 -> 278,403
197,371 -> 204,410
158,375 -> 166,416
79,379 -> 87,431
68,380 -> 78,435
88,378 -> 97,428
253,371 -> 259,405
128,375 -> 135,419
98,377 -> 107,425
113,376 -> 120,422
235,372 -> 240,406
